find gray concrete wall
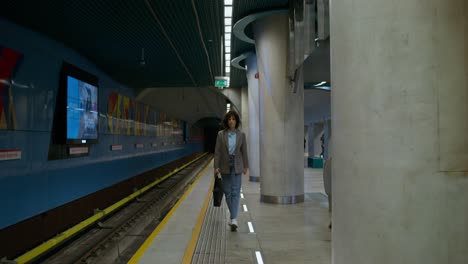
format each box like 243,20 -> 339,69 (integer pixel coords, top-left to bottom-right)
304,89 -> 331,124
331,0 -> 468,263
137,87 -> 226,124
241,86 -> 249,136
221,87 -> 242,115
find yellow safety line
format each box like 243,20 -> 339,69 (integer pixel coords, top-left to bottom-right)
181,169 -> 214,264
128,159 -> 213,264
14,153 -> 208,264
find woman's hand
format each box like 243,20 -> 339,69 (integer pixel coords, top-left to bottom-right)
243,168 -> 248,175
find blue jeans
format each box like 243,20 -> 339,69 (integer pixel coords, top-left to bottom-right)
222,165 -> 242,220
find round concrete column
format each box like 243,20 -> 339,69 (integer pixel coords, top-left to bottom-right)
253,14 -> 304,204
332,1 -> 468,263
245,54 -> 261,182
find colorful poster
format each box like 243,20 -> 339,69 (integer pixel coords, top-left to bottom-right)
144,105 -> 149,136
106,91 -> 184,139
107,92 -> 118,133
123,96 -> 131,135
160,112 -> 166,138
129,99 -> 135,135
153,110 -> 159,136
134,102 -> 145,136
0,46 -> 22,130
115,94 -> 123,134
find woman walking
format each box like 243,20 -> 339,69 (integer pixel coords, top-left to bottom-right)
214,110 -> 249,231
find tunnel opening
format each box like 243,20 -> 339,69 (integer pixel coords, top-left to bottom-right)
193,117 -> 222,153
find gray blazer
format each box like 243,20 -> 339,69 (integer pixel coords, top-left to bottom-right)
214,129 -> 249,174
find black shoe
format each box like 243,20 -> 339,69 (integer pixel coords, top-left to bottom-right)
230,219 -> 238,232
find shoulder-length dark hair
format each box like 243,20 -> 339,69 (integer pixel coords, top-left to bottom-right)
222,110 -> 241,129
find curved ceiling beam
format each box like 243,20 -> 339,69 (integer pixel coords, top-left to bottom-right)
233,9 -> 288,44
144,0 -> 197,86
231,51 -> 254,70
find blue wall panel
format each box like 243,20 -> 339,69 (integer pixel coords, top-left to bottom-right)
0,19 -> 204,229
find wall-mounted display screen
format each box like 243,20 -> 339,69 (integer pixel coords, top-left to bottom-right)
66,76 -> 98,141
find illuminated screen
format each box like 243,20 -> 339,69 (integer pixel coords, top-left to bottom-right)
66,76 -> 98,140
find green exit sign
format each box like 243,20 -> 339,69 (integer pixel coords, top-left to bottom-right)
214,77 -> 229,88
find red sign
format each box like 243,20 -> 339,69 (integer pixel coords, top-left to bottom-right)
69,146 -> 88,155
255,73 -> 259,79
111,144 -> 123,151
0,149 -> 21,161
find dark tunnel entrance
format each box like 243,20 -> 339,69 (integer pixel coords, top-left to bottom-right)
193,117 -> 222,153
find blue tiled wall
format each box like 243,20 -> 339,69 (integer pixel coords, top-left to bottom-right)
0,19 -> 203,229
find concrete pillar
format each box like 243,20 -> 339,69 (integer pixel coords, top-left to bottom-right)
313,122 -> 324,157
323,119 -> 331,160
308,123 -> 314,158
241,86 -> 249,139
253,14 -> 304,204
304,125 -> 309,168
245,54 -> 260,182
331,1 -> 468,263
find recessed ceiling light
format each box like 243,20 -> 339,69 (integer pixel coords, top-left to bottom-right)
224,6 -> 232,17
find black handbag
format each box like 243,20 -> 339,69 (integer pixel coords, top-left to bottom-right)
212,173 -> 223,207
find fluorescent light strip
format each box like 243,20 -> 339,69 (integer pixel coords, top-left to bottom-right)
314,81 -> 327,86
224,6 -> 232,17
243,204 -> 248,212
316,86 -> 331,91
240,193 -> 244,199
248,221 -> 254,233
255,251 -> 264,264
223,1 -> 232,77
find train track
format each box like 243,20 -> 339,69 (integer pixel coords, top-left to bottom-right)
34,154 -> 212,264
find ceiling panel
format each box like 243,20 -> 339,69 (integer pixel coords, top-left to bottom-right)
0,0 -> 286,90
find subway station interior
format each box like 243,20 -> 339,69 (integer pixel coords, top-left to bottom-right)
1,1 -> 467,264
